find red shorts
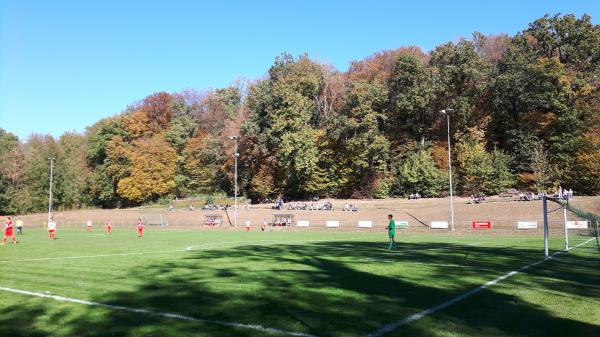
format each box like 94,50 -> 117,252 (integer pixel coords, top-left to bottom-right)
107,227 -> 112,232
4,228 -> 13,236
48,229 -> 56,233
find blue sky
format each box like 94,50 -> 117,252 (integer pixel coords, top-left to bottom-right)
1,0 -> 598,140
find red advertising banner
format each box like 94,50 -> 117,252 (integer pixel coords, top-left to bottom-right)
472,221 -> 491,229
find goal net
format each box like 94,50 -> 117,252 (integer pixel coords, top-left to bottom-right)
544,196 -> 599,256
140,214 -> 169,227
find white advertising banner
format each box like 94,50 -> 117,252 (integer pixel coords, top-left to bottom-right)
517,221 -> 538,229
430,221 -> 449,229
326,220 -> 340,228
566,221 -> 589,229
358,220 -> 373,228
296,220 -> 310,227
396,221 -> 409,229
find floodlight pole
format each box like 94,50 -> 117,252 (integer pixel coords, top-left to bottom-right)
441,109 -> 455,231
229,136 -> 240,227
48,157 -> 55,222
542,196 -> 549,259
563,205 -> 569,251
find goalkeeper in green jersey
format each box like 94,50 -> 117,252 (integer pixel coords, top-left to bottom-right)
386,214 -> 396,249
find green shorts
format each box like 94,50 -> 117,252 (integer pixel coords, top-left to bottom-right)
388,231 -> 395,238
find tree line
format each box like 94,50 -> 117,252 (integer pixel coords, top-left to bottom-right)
1,13 -> 598,214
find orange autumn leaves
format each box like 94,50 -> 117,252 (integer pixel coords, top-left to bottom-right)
109,136 -> 177,203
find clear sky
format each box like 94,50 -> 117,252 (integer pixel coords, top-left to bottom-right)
1,0 -> 598,140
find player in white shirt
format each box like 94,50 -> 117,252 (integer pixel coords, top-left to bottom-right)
48,219 -> 57,240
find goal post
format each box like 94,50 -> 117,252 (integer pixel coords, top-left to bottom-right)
545,196 -> 599,256
140,214 -> 169,227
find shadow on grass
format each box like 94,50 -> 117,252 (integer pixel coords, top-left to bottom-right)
4,240 -> 600,337
0,304 -> 48,337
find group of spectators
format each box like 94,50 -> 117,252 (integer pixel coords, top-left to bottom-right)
343,204 -> 359,212
554,186 -> 574,200
469,194 -> 487,204
408,193 -> 422,200
168,203 -> 242,212
200,204 -> 231,211
288,202 -> 307,210
310,202 -> 333,211
517,186 -> 574,202
287,202 -> 334,211
518,192 -> 539,201
272,199 -> 285,210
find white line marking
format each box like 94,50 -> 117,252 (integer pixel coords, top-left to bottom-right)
356,258 -> 461,267
0,249 -> 184,264
0,237 -> 367,264
186,238 -> 360,251
363,237 -> 597,337
0,286 -> 317,337
378,242 -> 485,257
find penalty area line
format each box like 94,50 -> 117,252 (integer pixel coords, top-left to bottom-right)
363,236 -> 597,337
0,249 -> 185,264
0,286 -> 318,337
0,237 -> 369,264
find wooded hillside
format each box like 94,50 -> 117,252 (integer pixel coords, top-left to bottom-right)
1,14 -> 598,214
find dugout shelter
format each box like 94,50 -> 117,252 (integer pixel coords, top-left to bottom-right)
271,213 -> 294,227
204,214 -> 223,227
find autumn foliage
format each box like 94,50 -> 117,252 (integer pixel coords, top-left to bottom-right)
1,13 -> 598,213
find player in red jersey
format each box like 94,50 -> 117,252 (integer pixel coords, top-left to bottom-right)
137,218 -> 144,237
106,221 -> 112,235
2,217 -> 17,244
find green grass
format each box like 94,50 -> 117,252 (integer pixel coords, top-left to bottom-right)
1,228 -> 599,337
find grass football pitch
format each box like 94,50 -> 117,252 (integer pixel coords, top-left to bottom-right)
0,228 -> 599,337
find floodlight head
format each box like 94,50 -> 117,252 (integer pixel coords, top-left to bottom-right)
446,109 -> 454,113
229,135 -> 240,141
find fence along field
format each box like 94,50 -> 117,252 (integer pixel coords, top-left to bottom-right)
17,196 -> 599,235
